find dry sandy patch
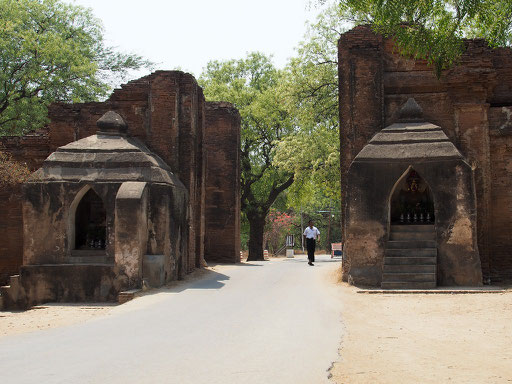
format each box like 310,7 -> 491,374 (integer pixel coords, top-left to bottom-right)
0,303 -> 114,338
330,283 -> 512,384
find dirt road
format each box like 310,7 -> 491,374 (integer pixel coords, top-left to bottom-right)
331,285 -> 512,384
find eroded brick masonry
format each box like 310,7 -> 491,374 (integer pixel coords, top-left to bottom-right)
0,71 -> 241,285
339,26 -> 512,283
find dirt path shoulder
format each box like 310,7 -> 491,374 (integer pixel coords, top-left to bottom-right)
331,284 -> 512,384
0,303 -> 114,338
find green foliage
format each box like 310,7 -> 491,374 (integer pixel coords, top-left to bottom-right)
275,4 -> 344,211
285,4 -> 344,129
274,6 -> 344,245
240,213 -> 250,251
199,53 -> 295,257
0,0 -> 151,135
274,126 -> 340,205
199,53 -> 295,216
334,0 -> 512,75
289,192 -> 342,250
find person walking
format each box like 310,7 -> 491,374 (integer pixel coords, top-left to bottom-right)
303,220 -> 320,266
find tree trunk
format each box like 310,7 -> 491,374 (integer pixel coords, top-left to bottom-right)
243,175 -> 294,262
247,214 -> 266,261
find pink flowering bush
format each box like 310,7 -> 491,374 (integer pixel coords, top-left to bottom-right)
264,209 -> 294,255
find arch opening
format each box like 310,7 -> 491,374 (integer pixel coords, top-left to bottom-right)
390,168 -> 435,225
74,189 -> 106,250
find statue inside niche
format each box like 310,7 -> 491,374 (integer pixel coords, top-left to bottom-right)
394,170 -> 435,224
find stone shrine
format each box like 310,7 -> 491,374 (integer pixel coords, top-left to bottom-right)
345,98 -> 481,288
1,71 -> 241,308
339,26 -> 512,287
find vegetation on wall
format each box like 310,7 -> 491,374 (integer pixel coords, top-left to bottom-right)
323,0 -> 512,76
0,152 -> 31,186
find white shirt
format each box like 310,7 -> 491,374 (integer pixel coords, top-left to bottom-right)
304,226 -> 320,239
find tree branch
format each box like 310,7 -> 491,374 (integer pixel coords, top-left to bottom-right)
263,173 -> 295,212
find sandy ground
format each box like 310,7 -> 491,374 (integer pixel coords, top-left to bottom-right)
330,282 -> 512,384
0,303 -> 115,338
0,267 -> 210,339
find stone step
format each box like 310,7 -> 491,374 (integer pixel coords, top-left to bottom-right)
381,281 -> 437,289
118,289 -> 141,304
385,248 -> 437,257
390,231 -> 436,241
70,250 -> 107,257
384,256 -> 437,265
387,240 -> 437,249
382,272 -> 436,283
391,225 -> 435,232
383,264 -> 436,273
68,256 -> 114,264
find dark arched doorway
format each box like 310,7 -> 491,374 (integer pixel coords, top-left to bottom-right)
75,189 -> 106,249
390,168 -> 435,225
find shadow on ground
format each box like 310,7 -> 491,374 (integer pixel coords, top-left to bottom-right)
137,268 -> 232,299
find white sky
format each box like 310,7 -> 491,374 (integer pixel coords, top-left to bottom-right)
71,0 -> 325,79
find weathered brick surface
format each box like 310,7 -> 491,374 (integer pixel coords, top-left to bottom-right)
204,102 -> 241,263
0,131 -> 49,285
47,71 -> 207,274
0,71 -> 241,285
0,129 -> 50,168
338,27 -> 384,193
339,26 -> 512,282
195,89 -> 206,268
489,107 -> 512,281
0,186 -> 23,285
338,27 -> 384,279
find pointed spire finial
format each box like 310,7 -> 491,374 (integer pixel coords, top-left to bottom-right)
398,98 -> 424,122
97,111 -> 127,135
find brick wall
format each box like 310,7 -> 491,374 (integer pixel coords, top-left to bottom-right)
0,71 -> 241,283
204,102 -> 241,263
47,71 -> 207,273
338,26 -> 512,281
0,131 -> 49,284
195,89 -> 206,268
488,107 -> 512,281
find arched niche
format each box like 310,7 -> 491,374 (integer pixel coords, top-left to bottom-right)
71,187 -> 107,250
389,167 -> 435,225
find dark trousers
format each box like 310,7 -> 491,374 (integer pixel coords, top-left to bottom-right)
306,238 -> 316,262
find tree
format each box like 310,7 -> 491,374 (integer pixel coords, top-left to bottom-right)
330,0 -> 512,75
274,4 -> 344,209
286,3 -> 342,131
199,53 -> 295,261
274,126 -> 340,203
0,0 -> 151,135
